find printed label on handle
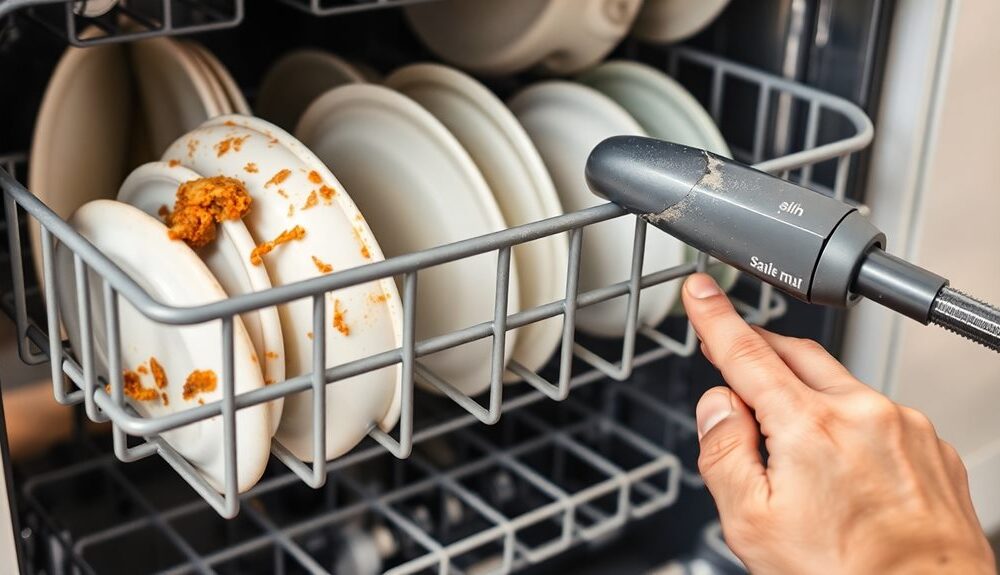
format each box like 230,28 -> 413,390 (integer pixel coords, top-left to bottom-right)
750,256 -> 804,290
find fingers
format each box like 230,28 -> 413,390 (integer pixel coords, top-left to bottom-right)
683,274 -> 807,424
752,327 -> 861,393
696,387 -> 770,516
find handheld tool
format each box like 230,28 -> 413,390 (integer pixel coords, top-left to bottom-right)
585,135 -> 1000,353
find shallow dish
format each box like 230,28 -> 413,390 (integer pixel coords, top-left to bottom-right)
56,200 -> 271,492
163,115 -> 403,462
256,50 -> 368,132
296,84 -> 519,396
405,0 -> 643,75
29,39 -> 133,290
117,161 -> 285,434
632,0 -> 730,44
578,60 -> 739,296
131,37 -> 223,157
386,63 -> 566,381
187,42 -> 252,115
510,82 -> 685,337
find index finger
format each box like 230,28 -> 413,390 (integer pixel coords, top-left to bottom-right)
682,274 -> 809,426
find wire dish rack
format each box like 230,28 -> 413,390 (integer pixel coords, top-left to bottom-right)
0,17 -> 873,572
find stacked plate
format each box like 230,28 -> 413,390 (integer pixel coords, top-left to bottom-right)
30,36 -> 733,493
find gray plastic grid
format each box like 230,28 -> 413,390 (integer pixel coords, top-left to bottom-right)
0,0 -> 243,47
0,47 -> 873,522
21,380 -> 692,574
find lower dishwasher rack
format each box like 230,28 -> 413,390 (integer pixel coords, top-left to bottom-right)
0,47 -> 873,574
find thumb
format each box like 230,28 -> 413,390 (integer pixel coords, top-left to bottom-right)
696,387 -> 769,517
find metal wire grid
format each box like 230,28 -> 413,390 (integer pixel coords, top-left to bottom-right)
275,0 -> 440,17
0,0 -> 243,46
21,380 -> 693,574
0,48 -> 873,522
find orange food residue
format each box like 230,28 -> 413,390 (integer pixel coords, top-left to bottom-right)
311,255 -> 333,273
368,292 -> 389,304
183,369 -> 217,401
277,189 -> 289,199
250,225 -> 306,266
244,162 -> 258,174
301,190 -> 318,210
136,364 -> 149,375
224,120 -> 237,127
265,169 -> 291,188
307,171 -> 323,184
333,299 -> 350,336
306,332 -> 313,340
318,185 -> 336,203
150,357 -> 167,389
165,177 -> 253,249
265,351 -> 279,360
168,159 -> 181,167
123,369 -> 159,402
352,228 -> 371,259
187,139 -> 199,158
162,393 -> 170,406
214,135 -> 249,157
157,205 -> 169,219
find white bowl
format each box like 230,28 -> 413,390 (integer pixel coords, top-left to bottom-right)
296,84 -> 519,396
386,63 -> 567,381
56,200 -> 271,492
405,0 -> 643,75
510,82 -> 686,337
163,115 -> 403,462
632,0 -> 730,44
256,50 -> 368,132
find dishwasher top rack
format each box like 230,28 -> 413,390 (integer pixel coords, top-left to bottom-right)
0,33 -> 873,521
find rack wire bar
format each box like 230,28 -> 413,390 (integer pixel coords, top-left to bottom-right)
1,46 -> 872,546
0,0 -> 244,47
276,0 -> 441,17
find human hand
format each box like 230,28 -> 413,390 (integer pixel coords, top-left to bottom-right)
681,273 -> 995,574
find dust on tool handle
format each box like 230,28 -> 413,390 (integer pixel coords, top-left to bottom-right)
585,135 -> 1000,353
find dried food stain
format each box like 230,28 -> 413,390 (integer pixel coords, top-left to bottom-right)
183,370 -> 217,401
318,185 -> 336,204
244,162 -> 258,174
265,351 -> 279,360
307,171 -> 323,184
333,299 -> 350,336
187,139 -> 199,158
301,190 -> 318,210
311,255 -> 333,273
250,225 -> 306,265
122,369 -> 159,402
150,357 -> 167,389
368,292 -> 389,304
214,135 -> 249,157
168,159 -> 181,168
352,228 -> 371,259
165,177 -> 253,249
136,364 -> 149,375
265,169 -> 291,188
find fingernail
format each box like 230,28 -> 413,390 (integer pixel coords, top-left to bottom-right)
697,389 -> 733,439
686,274 -> 722,299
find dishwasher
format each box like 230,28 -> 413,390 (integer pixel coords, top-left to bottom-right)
0,0 -> 905,573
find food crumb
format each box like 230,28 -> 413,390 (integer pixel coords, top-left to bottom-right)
168,159 -> 180,168
301,190 -> 318,210
265,351 -> 279,360
224,120 -> 237,127
277,189 -> 289,199
161,393 -> 170,406
214,135 -> 249,157
308,171 -> 322,184
250,225 -> 306,265
244,162 -> 258,174
265,169 -> 291,188
369,292 -> 389,304
183,369 -> 217,401
265,379 -> 275,385
187,139 -> 199,158
333,299 -> 350,336
165,177 -> 253,249
311,255 -> 333,273
198,398 -> 205,405
251,352 -> 258,364
136,364 -> 148,375
150,357 -> 167,389
123,369 -> 159,402
306,332 -> 313,340
318,185 -> 336,204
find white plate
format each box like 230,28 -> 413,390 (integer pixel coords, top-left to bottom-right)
578,60 -> 740,296
28,39 -> 133,290
163,115 -> 403,462
296,84 -> 519,396
385,63 -> 566,382
632,0 -> 730,44
55,200 -> 271,492
116,161 -> 286,435
256,50 -> 367,132
510,82 -> 685,337
131,37 -> 223,157
186,42 -> 252,115
183,42 -> 231,115
405,0 -> 643,75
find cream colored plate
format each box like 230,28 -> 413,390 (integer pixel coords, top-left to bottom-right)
163,115 -> 403,462
632,0 -> 730,44
55,200 -> 271,492
257,50 -> 367,132
117,161 -> 286,435
296,84 -> 519,396
186,42 -> 252,115
386,63 -> 566,382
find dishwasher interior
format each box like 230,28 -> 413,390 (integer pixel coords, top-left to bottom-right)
0,1 -> 888,573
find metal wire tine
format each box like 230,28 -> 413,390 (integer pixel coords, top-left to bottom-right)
573,217 -> 646,381
221,316 -> 239,516
41,227 -> 77,405
371,270 -> 416,458
799,101 -> 822,186
74,254 -> 107,423
710,65 -> 726,124
104,281 -> 153,463
753,82 -> 771,164
834,153 -> 851,201
486,246 -> 512,423
4,192 -> 45,364
309,293 -> 327,487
